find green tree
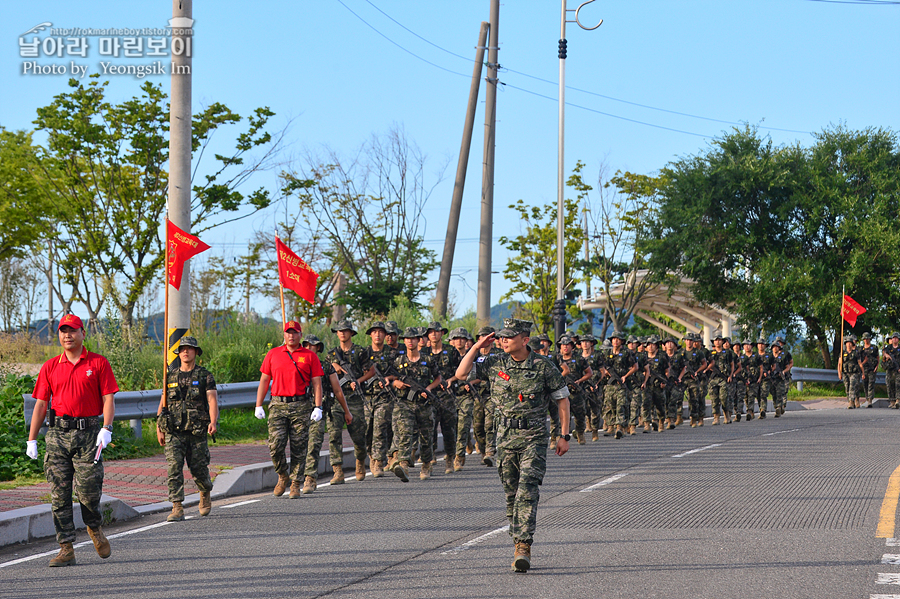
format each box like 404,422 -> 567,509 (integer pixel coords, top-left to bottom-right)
646,125 -> 900,367
29,76 -> 279,327
499,195 -> 584,335
0,129 -> 54,261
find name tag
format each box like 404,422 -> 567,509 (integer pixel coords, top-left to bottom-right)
167,383 -> 178,389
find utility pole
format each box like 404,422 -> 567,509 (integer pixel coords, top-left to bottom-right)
167,0 -> 193,358
553,0 -> 602,342
477,0 -> 499,329
435,21 -> 490,319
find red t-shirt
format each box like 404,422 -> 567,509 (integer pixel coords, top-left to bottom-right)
32,348 -> 119,417
260,345 -> 324,397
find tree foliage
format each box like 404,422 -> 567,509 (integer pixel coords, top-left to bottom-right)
646,124 -> 900,367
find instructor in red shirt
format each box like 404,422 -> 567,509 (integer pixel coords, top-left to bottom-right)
256,321 -> 325,498
26,314 -> 118,567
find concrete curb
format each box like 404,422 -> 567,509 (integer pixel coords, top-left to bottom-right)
1,434 -> 446,548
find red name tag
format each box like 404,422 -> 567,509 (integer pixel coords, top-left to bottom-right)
498,371 -> 510,381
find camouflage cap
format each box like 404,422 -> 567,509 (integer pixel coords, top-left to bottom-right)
399,326 -> 423,340
862,332 -> 872,340
426,321 -> 449,335
330,319 -> 357,335
537,333 -> 551,343
775,336 -> 786,345
497,318 -> 533,338
384,321 -> 400,335
843,335 -> 855,344
303,334 -> 324,350
365,321 -> 387,335
665,336 -> 679,345
713,332 -> 724,341
527,338 -> 543,352
646,335 -> 660,345
600,339 -> 612,349
742,339 -> 753,346
476,325 -> 496,339
723,336 -> 731,343
556,335 -> 575,347
608,330 -> 626,341
176,335 -> 203,356
448,326 -> 470,340
627,335 -> 638,344
416,326 -> 430,338
580,334 -> 596,343
756,337 -> 768,345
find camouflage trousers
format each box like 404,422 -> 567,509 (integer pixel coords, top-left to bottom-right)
585,386 -> 603,431
568,392 -> 586,434
667,384 -> 685,420
862,371 -> 877,405
684,378 -> 704,419
708,377 -> 731,417
432,392 -> 457,459
368,397 -> 394,463
498,440 -> 548,545
729,380 -> 742,415
843,373 -> 861,404
744,382 -> 761,414
44,426 -> 104,544
642,385 -> 666,424
268,399 -> 313,481
455,394 -> 475,458
887,370 -> 899,403
605,382 -> 628,427
758,379 -> 772,413
772,377 -> 789,411
628,381 -> 642,426
473,394 -> 496,456
164,429 -> 212,503
393,399 -> 434,465
329,396 -> 367,466
306,417 -> 326,477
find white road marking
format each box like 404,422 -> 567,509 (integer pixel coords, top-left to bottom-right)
671,444 -> 721,459
883,555 -> 900,565
441,525 -> 509,555
0,520 -> 174,569
762,428 -> 800,437
580,473 -> 629,492
876,573 -> 900,585
871,595 -> 900,598
887,539 -> 900,547
221,499 -> 261,509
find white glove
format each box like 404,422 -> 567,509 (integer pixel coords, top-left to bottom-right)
310,407 -> 323,422
26,440 -> 39,460
96,428 -> 112,449
255,406 -> 266,419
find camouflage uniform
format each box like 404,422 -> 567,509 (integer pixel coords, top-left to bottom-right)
884,339 -> 900,408
841,345 -> 862,408
771,345 -> 792,415
860,339 -> 878,406
584,348 -> 605,433
159,364 -> 215,502
361,343 -> 398,464
642,349 -> 669,427
473,342 -> 502,458
327,344 -> 369,464
664,343 -> 685,422
740,349 -> 763,416
45,426 -> 105,544
304,337 -> 332,477
392,351 -> 439,465
557,349 -> 588,438
473,320 -> 569,546
428,341 -> 460,461
604,341 -> 636,430
681,341 -> 707,423
627,346 -> 646,429
707,346 -> 734,419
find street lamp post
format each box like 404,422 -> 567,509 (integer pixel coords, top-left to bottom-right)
554,0 -> 602,342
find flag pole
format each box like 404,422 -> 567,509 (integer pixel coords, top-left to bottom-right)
276,235 -> 286,327
163,217 -> 170,409
839,284 -> 845,363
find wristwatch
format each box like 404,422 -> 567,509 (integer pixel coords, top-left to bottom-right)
561,433 -> 571,442
102,425 -> 113,432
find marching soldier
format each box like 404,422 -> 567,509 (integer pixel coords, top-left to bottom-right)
602,330 -> 637,439
770,337 -> 793,416
390,327 -> 442,482
256,321 -> 325,498
756,339 -> 774,418
679,333 -> 708,427
739,340 -> 763,420
471,326 -> 499,465
156,336 -> 218,521
706,334 -> 734,425
883,333 -> 900,409
328,319 -> 374,483
303,335 -> 352,492
426,321 -> 460,474
641,335 -> 669,432
625,336 -> 644,435
663,337 -> 685,427
360,322 -> 397,477
860,332 -> 879,408
724,337 -> 743,421
456,318 -> 571,573
557,336 -> 592,444
838,336 -> 864,410
580,335 -> 604,441
449,327 -> 475,470
26,314 -> 118,566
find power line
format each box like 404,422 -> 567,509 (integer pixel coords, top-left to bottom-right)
805,0 -> 899,4
350,0 -> 812,135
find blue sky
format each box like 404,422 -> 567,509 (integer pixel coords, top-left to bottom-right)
2,1 -> 898,319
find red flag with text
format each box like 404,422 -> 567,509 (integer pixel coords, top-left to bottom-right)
167,220 -> 211,290
276,237 -> 319,304
841,295 -> 866,327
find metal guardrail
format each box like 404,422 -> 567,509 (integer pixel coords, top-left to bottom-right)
790,367 -> 884,391
23,381 -> 264,439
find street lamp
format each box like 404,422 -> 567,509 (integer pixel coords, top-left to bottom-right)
555,0 -> 602,342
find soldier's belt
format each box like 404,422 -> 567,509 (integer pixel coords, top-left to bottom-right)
271,394 -> 310,403
50,414 -> 101,430
499,416 -> 545,430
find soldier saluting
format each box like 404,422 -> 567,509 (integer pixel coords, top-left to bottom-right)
456,318 -> 571,573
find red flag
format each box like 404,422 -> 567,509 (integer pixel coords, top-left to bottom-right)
841,295 -> 866,328
276,237 -> 318,303
166,220 -> 210,290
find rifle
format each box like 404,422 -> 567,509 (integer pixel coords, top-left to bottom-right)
333,347 -> 366,402
883,349 -> 900,372
394,373 -> 441,405
468,380 -> 485,406
368,365 -> 401,402
647,369 -> 669,388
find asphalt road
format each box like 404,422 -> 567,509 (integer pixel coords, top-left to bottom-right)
2,408 -> 899,599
